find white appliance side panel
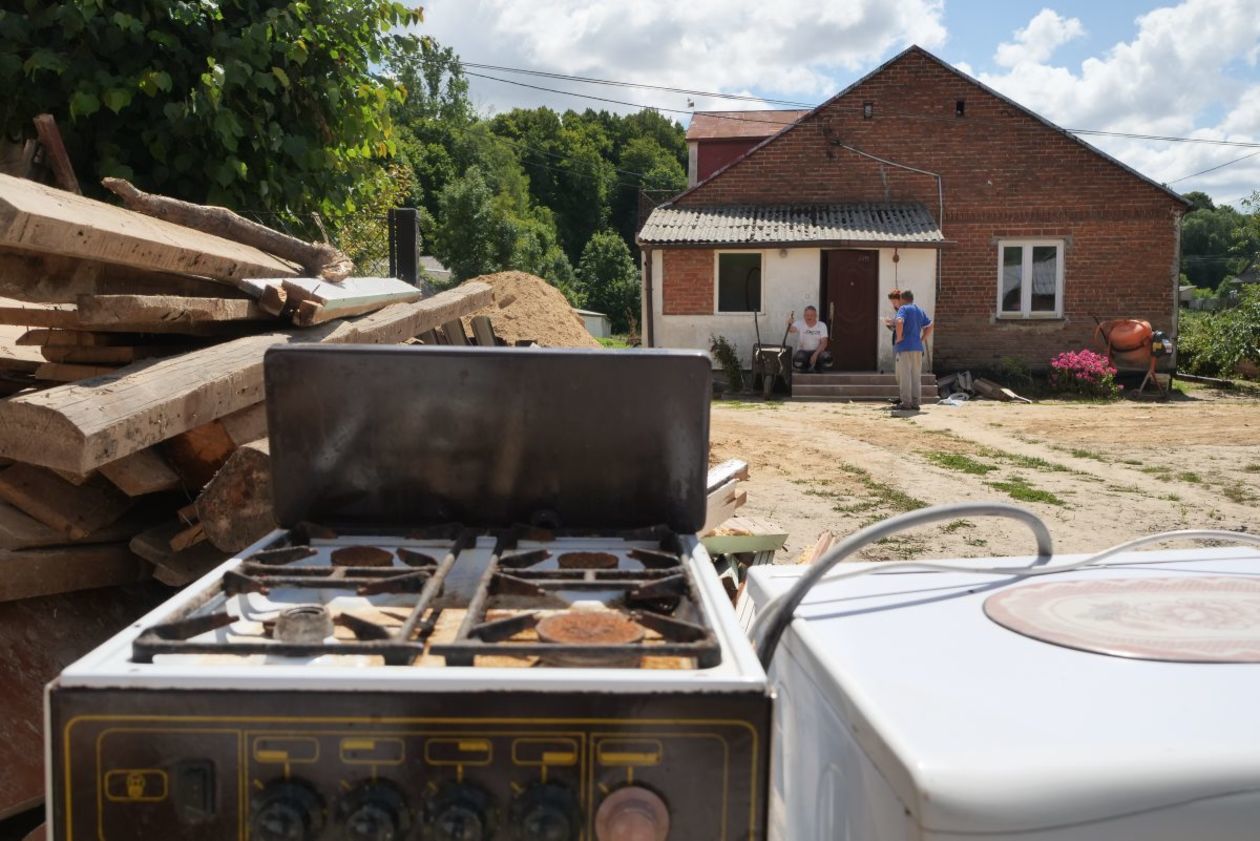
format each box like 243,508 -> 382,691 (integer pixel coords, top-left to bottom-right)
771,641 -> 917,841
923,789 -> 1260,841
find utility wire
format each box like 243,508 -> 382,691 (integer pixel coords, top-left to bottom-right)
1167,149 -> 1260,184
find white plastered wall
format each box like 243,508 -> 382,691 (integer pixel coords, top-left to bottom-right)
646,246 -> 937,372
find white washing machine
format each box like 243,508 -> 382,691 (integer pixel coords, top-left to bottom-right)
739,546 -> 1260,840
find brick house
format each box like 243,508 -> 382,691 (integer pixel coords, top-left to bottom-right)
638,45 -> 1190,375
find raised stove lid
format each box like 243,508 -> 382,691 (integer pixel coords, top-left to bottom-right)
263,346 -> 711,532
984,575 -> 1260,662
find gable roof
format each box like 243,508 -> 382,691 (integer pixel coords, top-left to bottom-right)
668,45 -> 1191,210
685,110 -> 809,141
639,202 -> 946,248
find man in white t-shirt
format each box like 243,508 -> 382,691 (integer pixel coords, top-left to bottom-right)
787,306 -> 831,373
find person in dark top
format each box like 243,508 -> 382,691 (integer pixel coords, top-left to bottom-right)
893,290 -> 933,411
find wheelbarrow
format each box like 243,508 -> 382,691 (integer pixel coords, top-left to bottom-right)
752,342 -> 792,397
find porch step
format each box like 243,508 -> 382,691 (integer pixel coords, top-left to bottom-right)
792,372 -> 938,402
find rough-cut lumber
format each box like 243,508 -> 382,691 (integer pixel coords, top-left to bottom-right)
33,362 -> 117,382
195,438 -> 273,552
441,319 -> 469,345
98,448 -> 181,496
703,478 -> 747,534
40,344 -> 183,365
169,521 -> 206,552
258,284 -> 288,316
0,300 -> 79,328
102,177 -> 352,281
0,497 -> 168,550
0,243 -> 251,304
77,294 -> 270,326
0,173 -> 299,281
0,298 -> 257,337
0,543 -> 149,602
162,419 -> 238,489
0,464 -> 132,540
218,402 -> 267,446
32,114 -> 80,194
700,516 -> 789,555
131,522 -> 228,586
706,459 -> 750,493
281,276 -> 422,326
0,282 -> 493,473
470,315 -> 498,347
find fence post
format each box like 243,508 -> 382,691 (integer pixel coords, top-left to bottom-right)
387,208 -> 420,285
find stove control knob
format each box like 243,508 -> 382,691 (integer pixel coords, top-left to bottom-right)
428,784 -> 494,841
594,787 -> 670,841
337,782 -> 410,841
251,780 -> 324,841
511,784 -> 579,841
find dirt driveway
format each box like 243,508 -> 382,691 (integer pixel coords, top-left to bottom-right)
710,385 -> 1260,562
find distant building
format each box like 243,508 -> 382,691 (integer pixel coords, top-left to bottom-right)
574,309 -> 612,338
686,110 -> 808,187
419,256 -> 451,287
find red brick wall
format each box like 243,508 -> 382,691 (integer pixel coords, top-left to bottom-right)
697,139 -> 761,182
662,249 -> 713,315
665,48 -> 1185,370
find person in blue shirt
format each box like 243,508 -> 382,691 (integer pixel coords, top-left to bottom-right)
893,290 -> 933,410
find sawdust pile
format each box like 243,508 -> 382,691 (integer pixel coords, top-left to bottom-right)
461,271 -> 599,348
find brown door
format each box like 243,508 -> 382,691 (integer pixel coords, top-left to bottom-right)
823,250 -> 879,370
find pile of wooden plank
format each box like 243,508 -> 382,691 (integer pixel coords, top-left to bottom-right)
0,172 -> 494,601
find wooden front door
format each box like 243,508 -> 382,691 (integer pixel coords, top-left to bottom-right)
823,249 -> 879,370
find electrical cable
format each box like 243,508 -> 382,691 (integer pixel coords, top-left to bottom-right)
749,501 -> 1260,669
1167,149 -> 1260,184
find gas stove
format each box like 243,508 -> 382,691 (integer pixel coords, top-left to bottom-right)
46,347 -> 770,841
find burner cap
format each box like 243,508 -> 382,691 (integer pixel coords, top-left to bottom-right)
331,546 -> 395,567
984,576 -> 1260,662
557,551 -> 618,570
274,605 -> 334,644
536,611 -> 645,668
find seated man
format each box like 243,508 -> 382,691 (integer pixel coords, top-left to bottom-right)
787,306 -> 832,373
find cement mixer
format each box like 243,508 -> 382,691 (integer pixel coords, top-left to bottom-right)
1094,318 -> 1175,395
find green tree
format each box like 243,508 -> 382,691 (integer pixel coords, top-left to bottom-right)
1180,202 -> 1252,289
0,1 -> 421,225
575,229 -> 640,332
611,135 -> 687,247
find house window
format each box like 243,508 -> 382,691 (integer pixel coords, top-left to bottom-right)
997,240 -> 1063,317
716,252 -> 763,313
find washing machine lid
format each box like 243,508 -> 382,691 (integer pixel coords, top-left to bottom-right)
745,546 -> 1260,835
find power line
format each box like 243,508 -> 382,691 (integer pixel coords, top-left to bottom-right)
1167,149 -> 1260,184
1067,129 -> 1260,149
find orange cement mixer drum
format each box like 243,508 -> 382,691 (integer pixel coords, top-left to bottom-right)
1097,319 -> 1153,354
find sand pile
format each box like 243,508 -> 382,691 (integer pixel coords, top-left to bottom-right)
461,271 -> 599,348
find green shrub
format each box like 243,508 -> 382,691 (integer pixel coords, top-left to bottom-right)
709,335 -> 744,394
1178,286 -> 1260,379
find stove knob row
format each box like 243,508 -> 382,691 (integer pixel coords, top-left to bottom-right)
338,781 -> 411,841
428,783 -> 496,841
594,786 -> 670,841
511,784 -> 580,841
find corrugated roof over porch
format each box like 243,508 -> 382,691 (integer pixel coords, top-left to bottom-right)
638,202 -> 947,247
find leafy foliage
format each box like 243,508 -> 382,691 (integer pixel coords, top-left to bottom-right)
710,334 -> 745,393
1048,349 -> 1121,398
0,1 -> 422,226
575,230 -> 640,332
1178,285 -> 1260,379
1179,191 -> 1259,289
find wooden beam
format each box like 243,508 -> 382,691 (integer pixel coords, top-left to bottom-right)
31,114 -> 81,194
98,448 -> 181,496
441,319 -> 469,345
33,362 -> 117,382
281,276 -> 422,326
470,315 -> 498,347
0,245 -> 251,304
706,459 -> 750,492
0,173 -> 299,281
0,282 -> 493,473
0,463 -> 132,539
218,402 -> 267,446
76,294 -> 271,326
195,438 -> 273,552
41,345 -> 184,365
0,543 -> 149,602
130,522 -> 228,586
0,496 -> 170,550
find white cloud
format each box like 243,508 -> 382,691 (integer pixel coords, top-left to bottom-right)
994,9 -> 1085,69
421,0 -> 946,114
977,0 -> 1260,204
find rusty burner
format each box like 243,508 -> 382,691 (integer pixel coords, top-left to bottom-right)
273,605 -> 334,644
536,611 -> 646,668
330,546 -> 395,567
556,551 -> 618,570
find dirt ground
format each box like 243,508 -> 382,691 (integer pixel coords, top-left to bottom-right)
710,384 -> 1260,562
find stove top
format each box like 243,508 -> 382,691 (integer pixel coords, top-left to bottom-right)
61,524 -> 765,693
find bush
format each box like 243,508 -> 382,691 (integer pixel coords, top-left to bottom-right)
1178,285 -> 1260,379
1048,349 -> 1121,398
709,335 -> 744,394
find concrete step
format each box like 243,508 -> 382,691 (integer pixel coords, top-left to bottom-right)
792,382 -> 939,402
795,373 -> 936,386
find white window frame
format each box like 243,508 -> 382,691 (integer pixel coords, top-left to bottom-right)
713,250 -> 766,315
996,239 -> 1064,319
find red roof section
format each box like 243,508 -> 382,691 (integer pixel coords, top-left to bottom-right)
685,109 -> 809,141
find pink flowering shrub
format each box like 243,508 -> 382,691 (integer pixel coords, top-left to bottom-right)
1048,349 -> 1121,398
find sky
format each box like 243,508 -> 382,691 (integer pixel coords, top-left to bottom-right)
418,0 -> 1260,206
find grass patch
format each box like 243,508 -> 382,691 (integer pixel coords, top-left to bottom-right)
1068,448 -> 1110,462
718,398 -> 782,410
1221,483 -> 1257,504
923,452 -> 996,475
596,336 -> 631,349
818,462 -> 929,516
942,519 -> 974,533
985,477 -> 1067,506
1178,471 -> 1202,484
1000,453 -> 1071,473
1244,463 -> 1260,473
